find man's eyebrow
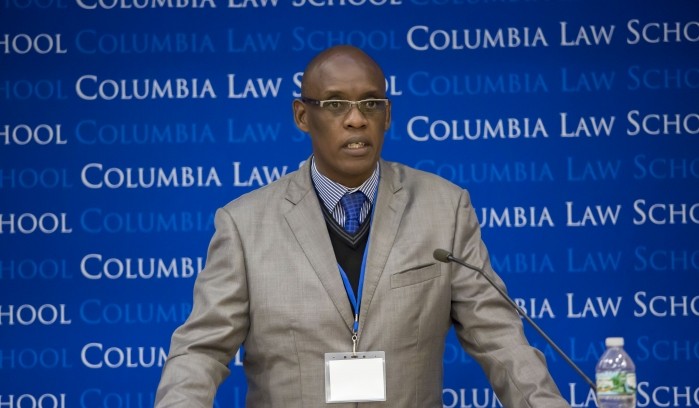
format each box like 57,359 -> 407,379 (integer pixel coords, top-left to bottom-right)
321,92 -> 345,100
320,90 -> 385,100
363,92 -> 386,98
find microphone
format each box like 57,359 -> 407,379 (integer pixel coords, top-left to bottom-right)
433,248 -> 597,392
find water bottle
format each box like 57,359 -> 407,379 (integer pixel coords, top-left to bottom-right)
596,337 -> 636,408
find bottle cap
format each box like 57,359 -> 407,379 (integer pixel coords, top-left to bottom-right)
605,337 -> 624,347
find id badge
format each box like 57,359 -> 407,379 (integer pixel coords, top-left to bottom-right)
324,351 -> 386,403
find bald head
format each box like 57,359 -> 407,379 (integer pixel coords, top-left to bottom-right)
300,45 -> 386,97
292,45 -> 391,188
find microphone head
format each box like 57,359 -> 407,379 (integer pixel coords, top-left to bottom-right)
433,249 -> 452,263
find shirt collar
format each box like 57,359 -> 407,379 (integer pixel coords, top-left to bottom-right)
310,157 -> 380,212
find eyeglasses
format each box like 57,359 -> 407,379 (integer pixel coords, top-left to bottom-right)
300,97 -> 389,115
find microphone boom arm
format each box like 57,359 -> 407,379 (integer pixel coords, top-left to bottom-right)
434,249 -> 597,392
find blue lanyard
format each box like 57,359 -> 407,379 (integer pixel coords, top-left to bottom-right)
338,243 -> 370,334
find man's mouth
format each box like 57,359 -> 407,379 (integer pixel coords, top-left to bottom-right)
346,142 -> 366,149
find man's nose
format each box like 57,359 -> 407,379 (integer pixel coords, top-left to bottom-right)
344,104 -> 368,128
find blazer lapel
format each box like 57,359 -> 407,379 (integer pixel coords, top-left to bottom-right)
283,160 -> 355,332
359,160 -> 407,336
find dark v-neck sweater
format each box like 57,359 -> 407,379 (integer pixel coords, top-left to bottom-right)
320,207 -> 370,298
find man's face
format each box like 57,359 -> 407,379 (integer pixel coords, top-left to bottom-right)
293,51 -> 391,188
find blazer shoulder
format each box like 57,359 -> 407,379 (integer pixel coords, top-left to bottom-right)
220,167 -> 303,216
385,160 -> 468,198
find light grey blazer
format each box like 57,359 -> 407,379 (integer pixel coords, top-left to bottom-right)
155,159 -> 570,408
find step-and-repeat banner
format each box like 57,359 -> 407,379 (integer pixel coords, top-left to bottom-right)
2,0 -> 698,407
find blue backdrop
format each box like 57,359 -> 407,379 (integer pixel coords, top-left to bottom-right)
2,0 -> 698,407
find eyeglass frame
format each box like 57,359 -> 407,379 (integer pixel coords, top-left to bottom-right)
300,96 -> 390,114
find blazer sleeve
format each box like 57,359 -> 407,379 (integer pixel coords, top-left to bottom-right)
155,208 -> 250,407
449,189 -> 571,408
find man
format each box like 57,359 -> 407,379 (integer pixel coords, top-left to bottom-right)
155,45 -> 570,407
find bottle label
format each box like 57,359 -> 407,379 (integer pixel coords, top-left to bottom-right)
596,371 -> 637,396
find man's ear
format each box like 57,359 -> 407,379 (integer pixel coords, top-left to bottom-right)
293,99 -> 309,132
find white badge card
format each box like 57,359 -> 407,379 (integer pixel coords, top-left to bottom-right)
324,351 -> 386,403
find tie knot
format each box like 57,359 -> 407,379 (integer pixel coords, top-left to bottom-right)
340,191 -> 366,234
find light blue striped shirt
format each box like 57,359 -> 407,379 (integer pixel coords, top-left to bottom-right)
310,157 -> 379,228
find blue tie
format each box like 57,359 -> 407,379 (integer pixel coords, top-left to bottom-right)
340,191 -> 366,234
